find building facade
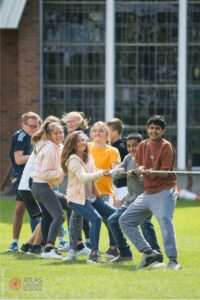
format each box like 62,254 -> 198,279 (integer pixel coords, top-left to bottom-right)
0,0 -> 200,189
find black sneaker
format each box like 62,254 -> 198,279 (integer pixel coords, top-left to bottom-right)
19,243 -> 32,254
87,253 -> 106,264
27,245 -> 41,255
105,247 -> 120,259
139,250 -> 163,268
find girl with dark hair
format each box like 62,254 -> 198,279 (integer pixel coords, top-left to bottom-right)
62,111 -> 91,252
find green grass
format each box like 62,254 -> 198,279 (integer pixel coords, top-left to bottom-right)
0,198 -> 200,299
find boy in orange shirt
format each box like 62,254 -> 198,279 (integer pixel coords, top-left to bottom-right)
119,115 -> 181,269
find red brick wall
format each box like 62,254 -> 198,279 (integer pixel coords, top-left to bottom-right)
0,0 -> 40,190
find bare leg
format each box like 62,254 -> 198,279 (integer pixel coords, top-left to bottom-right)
13,201 -> 25,239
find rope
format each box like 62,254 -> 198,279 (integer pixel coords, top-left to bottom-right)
146,170 -> 200,175
112,170 -> 200,175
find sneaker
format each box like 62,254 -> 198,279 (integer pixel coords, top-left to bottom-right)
104,247 -> 119,259
58,240 -> 69,252
41,248 -> 63,259
87,252 -> 106,264
83,240 -> 91,249
77,246 -> 91,256
138,250 -> 163,268
27,245 -> 41,255
19,243 -> 32,254
109,255 -> 133,263
151,262 -> 166,269
63,249 -> 76,261
167,258 -> 182,270
6,242 -> 18,252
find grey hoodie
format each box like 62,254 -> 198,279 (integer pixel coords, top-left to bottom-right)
112,154 -> 144,208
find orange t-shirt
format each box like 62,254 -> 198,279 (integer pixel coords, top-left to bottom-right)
88,143 -> 121,197
135,138 -> 177,194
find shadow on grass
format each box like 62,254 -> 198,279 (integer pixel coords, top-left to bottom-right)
1,199 -> 199,225
176,199 -> 200,209
1,251 -> 168,273
1,251 -> 40,260
0,251 -> 88,265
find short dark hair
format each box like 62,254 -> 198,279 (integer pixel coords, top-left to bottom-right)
127,133 -> 143,143
147,115 -> 166,129
106,118 -> 124,135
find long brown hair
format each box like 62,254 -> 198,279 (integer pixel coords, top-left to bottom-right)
61,131 -> 89,175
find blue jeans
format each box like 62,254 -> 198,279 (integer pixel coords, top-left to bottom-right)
108,206 -> 161,257
68,201 -> 102,251
95,195 -> 117,247
107,207 -> 132,257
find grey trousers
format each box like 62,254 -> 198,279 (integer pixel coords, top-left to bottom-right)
119,188 -> 178,258
31,182 -> 65,245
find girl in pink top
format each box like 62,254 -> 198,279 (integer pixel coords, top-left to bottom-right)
31,120 -> 66,259
61,131 -> 117,263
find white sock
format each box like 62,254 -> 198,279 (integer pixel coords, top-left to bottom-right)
13,239 -> 18,244
58,237 -> 64,243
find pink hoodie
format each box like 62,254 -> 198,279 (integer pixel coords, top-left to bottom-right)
32,140 -> 64,189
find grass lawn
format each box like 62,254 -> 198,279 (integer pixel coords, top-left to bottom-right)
0,198 -> 200,299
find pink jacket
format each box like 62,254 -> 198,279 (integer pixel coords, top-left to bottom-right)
65,154 -> 104,205
32,140 -> 64,189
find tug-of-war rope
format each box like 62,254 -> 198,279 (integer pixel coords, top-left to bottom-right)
143,170 -> 200,175
111,169 -> 200,201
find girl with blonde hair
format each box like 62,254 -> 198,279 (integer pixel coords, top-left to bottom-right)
88,121 -> 121,259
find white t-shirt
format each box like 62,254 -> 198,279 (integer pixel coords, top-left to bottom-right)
18,152 -> 36,191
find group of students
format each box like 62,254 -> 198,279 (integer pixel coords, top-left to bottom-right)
7,111 -> 181,269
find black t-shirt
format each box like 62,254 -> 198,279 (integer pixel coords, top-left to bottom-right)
112,138 -> 128,188
10,129 -> 33,178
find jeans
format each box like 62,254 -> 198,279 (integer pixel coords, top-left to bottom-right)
107,207 -> 132,257
108,206 -> 161,257
93,196 -> 117,246
68,201 -> 102,251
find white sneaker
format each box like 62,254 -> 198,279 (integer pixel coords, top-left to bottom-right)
77,246 -> 91,256
167,259 -> 182,270
63,249 -> 76,261
58,240 -> 69,252
41,248 -> 63,259
138,250 -> 163,268
150,262 -> 166,269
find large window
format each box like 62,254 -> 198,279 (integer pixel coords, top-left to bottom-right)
43,1 -> 105,121
115,1 -> 178,142
187,1 -> 200,166
42,1 -> 199,166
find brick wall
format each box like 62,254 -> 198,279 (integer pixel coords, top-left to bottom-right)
0,0 -> 40,190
